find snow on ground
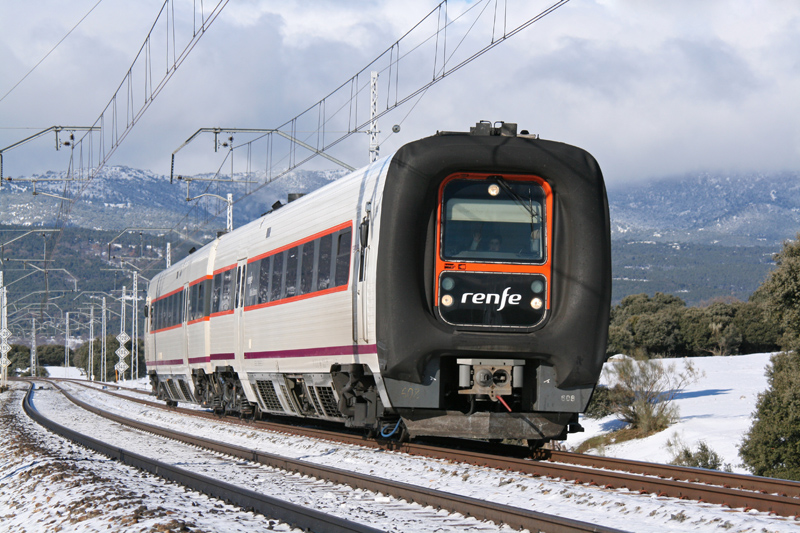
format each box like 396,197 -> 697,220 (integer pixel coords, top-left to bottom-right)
42,366 -> 85,379
0,383 -> 302,533
5,352 -> 796,532
570,353 -> 774,473
42,368 -> 800,532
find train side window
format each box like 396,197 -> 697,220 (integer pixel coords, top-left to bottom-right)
188,285 -> 197,321
165,295 -> 173,327
245,262 -> 259,307
187,286 -> 194,321
271,252 -> 284,301
196,282 -> 205,320
300,241 -> 315,295
220,269 -> 234,312
317,233 -> 332,290
180,290 -> 186,324
257,256 -> 271,304
211,272 -> 223,314
334,228 -> 352,287
203,279 -> 211,317
285,246 -> 299,298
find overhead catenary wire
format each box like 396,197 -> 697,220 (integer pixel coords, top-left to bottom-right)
0,0 -> 106,106
156,0 -> 573,267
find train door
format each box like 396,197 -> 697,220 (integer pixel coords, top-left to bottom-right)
233,258 -> 247,360
182,283 -> 190,363
354,200 -> 372,344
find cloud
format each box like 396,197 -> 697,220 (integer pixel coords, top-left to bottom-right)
1,0 -> 799,184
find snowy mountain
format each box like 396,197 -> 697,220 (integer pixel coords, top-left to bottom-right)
608,171 -> 800,245
3,166 -> 800,247
0,166 -> 346,230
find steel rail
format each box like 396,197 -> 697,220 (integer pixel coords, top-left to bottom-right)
48,380 -> 627,533
21,383 -> 382,533
63,378 -> 800,519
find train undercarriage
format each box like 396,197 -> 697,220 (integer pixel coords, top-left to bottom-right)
148,358 -> 589,447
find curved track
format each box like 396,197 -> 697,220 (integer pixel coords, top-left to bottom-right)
65,378 -> 800,519
29,380 -> 628,533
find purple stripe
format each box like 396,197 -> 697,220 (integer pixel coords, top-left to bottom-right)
148,358 -> 184,366
188,356 -> 210,364
245,344 -> 377,360
210,352 -> 235,361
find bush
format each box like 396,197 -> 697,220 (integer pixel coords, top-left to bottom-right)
585,385 -> 620,419
604,356 -> 702,434
667,436 -> 732,472
739,351 -> 800,480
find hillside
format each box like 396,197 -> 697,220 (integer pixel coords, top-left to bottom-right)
3,166 -> 799,325
608,171 -> 800,246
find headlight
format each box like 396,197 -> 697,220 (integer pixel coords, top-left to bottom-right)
441,294 -> 454,307
531,297 -> 543,310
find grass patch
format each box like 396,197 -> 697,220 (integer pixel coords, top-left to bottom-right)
574,425 -> 663,455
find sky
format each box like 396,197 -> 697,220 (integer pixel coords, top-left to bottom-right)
1,0 -> 799,186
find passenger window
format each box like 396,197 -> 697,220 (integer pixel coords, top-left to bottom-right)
258,256 -> 271,304
285,247 -> 299,298
211,273 -> 222,314
335,229 -> 351,287
271,252 -> 284,301
300,242 -> 316,295
195,282 -> 205,320
317,234 -> 332,290
220,269 -> 233,311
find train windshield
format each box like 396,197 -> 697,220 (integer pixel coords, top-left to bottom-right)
441,177 -> 546,263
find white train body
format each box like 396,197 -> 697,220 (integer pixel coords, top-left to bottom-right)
146,123 -> 612,443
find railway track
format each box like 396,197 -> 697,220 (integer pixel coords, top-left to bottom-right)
29,380 -> 627,533
62,378 -> 800,520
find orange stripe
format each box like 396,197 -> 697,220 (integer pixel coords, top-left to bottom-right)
248,221 -> 352,264
153,286 -> 184,303
190,275 -> 211,287
152,323 -> 183,334
243,283 -> 348,312
187,316 -> 210,326
213,264 -> 237,276
210,309 -> 235,318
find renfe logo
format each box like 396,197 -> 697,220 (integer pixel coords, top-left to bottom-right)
461,287 -> 522,311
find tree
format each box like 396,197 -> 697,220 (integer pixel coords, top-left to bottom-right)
752,235 -> 800,351
739,236 -> 800,479
733,301 -> 780,354
739,351 -> 800,480
73,335 -> 145,382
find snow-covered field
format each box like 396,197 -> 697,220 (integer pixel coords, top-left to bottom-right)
2,353 -> 794,533
571,353 -> 774,473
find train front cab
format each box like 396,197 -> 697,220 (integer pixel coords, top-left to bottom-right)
374,123 -> 612,444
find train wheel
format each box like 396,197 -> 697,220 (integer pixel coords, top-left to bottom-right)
527,440 -> 550,460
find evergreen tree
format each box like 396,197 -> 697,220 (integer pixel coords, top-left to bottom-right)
752,234 -> 800,351
740,235 -> 800,479
739,351 -> 800,480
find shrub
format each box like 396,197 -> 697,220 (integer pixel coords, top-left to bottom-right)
739,351 -> 800,480
667,436 -> 732,472
604,356 -> 702,434
584,385 -> 627,419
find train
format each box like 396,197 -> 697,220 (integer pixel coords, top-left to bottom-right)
144,121 -> 611,446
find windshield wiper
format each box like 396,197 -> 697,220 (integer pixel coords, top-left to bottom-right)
491,175 -> 539,223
